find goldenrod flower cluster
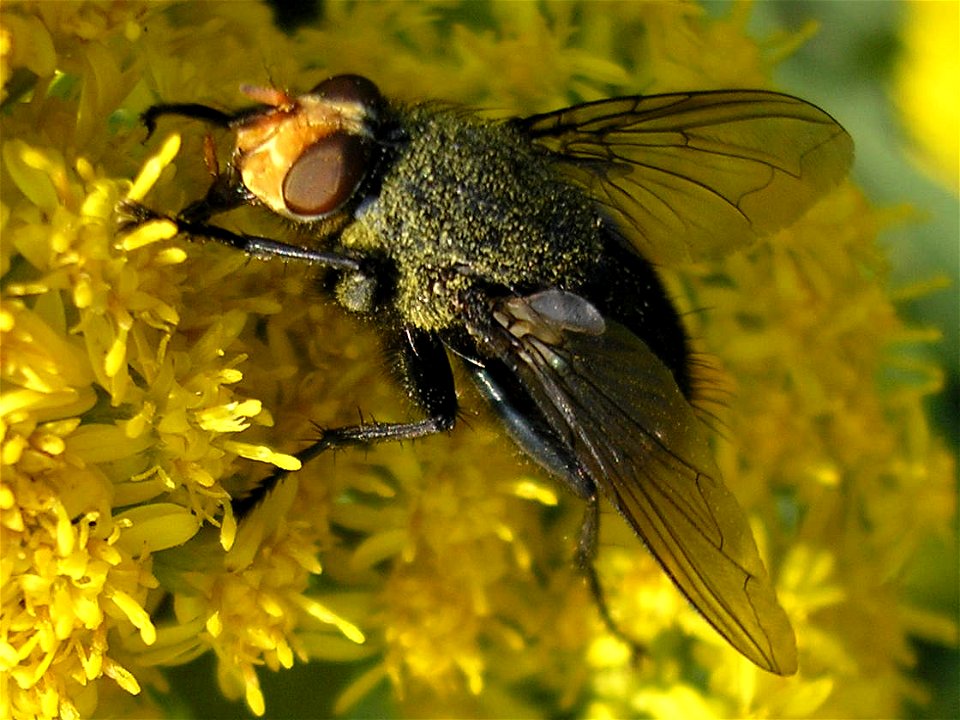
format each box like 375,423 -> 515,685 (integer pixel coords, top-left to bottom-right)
1,2 -> 954,719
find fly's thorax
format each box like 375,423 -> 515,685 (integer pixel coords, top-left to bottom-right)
335,269 -> 378,314
338,105 -> 603,330
397,266 -> 473,331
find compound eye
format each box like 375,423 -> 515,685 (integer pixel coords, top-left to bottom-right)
281,132 -> 371,217
310,74 -> 383,116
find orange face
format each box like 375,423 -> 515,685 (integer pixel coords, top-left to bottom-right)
233,76 -> 382,221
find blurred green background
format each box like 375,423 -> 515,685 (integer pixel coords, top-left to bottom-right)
751,1 -> 958,446
750,7 -> 958,717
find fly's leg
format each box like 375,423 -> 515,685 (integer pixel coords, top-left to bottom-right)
118,201 -> 364,271
232,325 -> 458,517
465,353 -> 645,656
141,102 -> 237,138
232,416 -> 447,518
138,102 -> 261,224
577,495 -> 644,661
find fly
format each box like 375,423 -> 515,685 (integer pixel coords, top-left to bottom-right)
123,74 -> 853,675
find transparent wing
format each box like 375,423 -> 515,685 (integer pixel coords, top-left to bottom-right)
517,90 -> 853,264
480,291 -> 797,674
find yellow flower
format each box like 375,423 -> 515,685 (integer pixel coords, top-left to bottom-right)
1,2 -> 954,719
894,0 -> 960,193
1,4 -> 353,717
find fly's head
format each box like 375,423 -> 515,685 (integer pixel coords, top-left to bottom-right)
231,75 -> 387,224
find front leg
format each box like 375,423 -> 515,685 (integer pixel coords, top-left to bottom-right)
232,325 -> 458,517
118,200 -> 364,271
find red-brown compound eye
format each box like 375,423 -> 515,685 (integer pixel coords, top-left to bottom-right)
310,74 -> 383,117
281,132 -> 372,217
